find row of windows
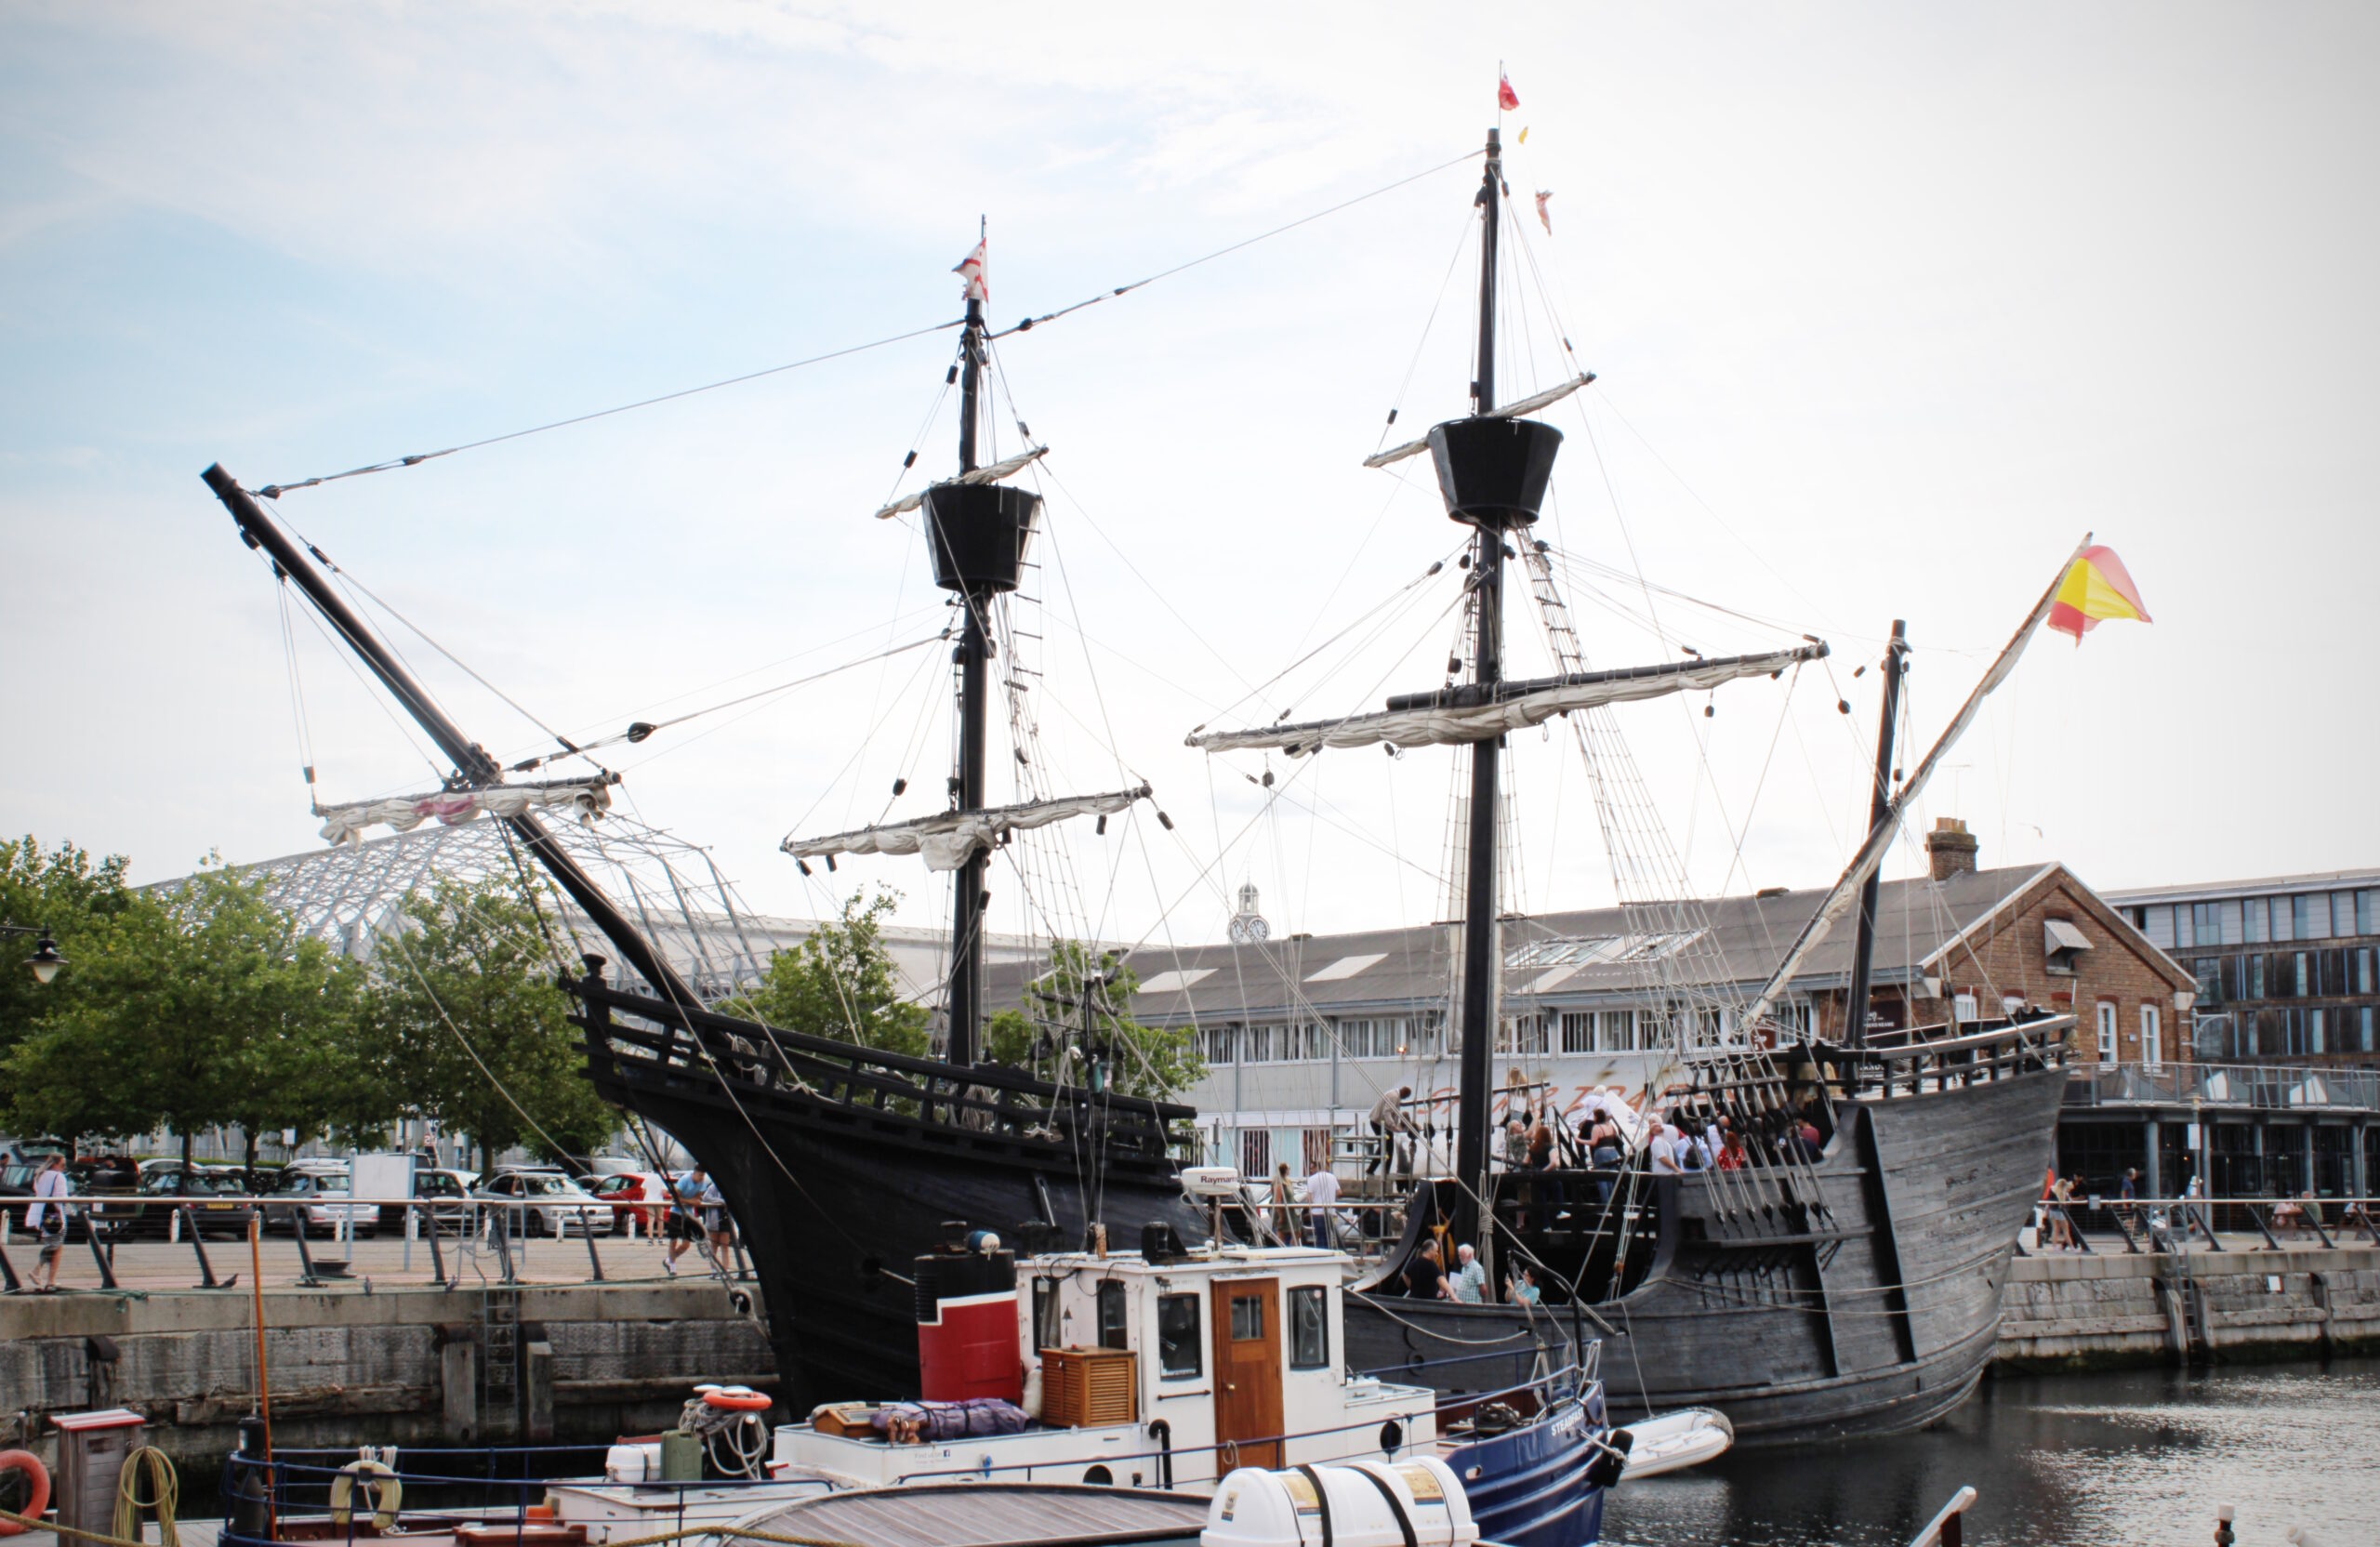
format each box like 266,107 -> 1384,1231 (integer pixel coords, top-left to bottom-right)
2094,1002 -> 2164,1068
2134,890 -> 2379,950
2188,948 -> 2380,1005
1193,1003 -> 1805,1064
1034,1279 -> 1328,1377
2195,1005 -> 2380,1060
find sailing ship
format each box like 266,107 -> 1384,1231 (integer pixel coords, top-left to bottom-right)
198,120 -> 2084,1444
1176,129 -> 2074,1445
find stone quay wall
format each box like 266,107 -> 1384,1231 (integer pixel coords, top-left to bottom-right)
1993,1244 -> 2380,1370
0,1281 -> 776,1469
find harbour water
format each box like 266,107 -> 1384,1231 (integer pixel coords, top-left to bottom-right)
1603,1361 -> 2380,1547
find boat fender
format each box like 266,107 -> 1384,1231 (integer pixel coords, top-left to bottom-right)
702,1386 -> 772,1412
1582,1429 -> 1633,1492
328,1460 -> 401,1530
0,1449 -> 51,1537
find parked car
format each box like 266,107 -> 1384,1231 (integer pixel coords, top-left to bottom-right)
372,1165 -> 475,1233
262,1165 -> 377,1238
588,1170 -> 668,1231
475,1169 -> 615,1236
90,1165 -> 258,1241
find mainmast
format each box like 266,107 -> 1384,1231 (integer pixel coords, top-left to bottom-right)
1452,127 -> 1508,1214
1842,620 -> 1909,1046
929,229 -> 1035,1066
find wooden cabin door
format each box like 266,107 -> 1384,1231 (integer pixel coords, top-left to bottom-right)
1211,1276 -> 1284,1469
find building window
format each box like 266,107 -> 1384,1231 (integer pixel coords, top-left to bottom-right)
2359,890 -> 2376,936
2296,952 -> 2311,998
2309,1007 -> 2327,1056
2143,906 -> 2175,949
2096,1002 -> 2118,1063
2192,959 -> 2221,1005
2294,893 -> 2332,941
1952,992 -> 1979,1024
2139,1005 -> 2162,1070
1559,1012 -> 1594,1054
2245,896 -> 2269,944
1097,1280 -> 1129,1350
1157,1293 -> 1201,1379
1597,1010 -> 1636,1053
2251,954 -> 2268,998
1230,1293 -> 1265,1342
1289,1286 -> 1329,1369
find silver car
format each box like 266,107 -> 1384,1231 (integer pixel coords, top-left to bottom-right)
474,1169 -> 615,1236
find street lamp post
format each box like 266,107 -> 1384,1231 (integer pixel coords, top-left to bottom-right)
1,922 -> 66,985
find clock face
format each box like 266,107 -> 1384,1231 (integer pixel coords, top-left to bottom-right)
1230,915 -> 1271,945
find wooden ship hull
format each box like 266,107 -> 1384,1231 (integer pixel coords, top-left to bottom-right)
1345,1029 -> 2069,1446
573,974 -> 1209,1410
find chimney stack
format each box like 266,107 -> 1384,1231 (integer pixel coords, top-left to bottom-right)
1925,817 -> 1978,881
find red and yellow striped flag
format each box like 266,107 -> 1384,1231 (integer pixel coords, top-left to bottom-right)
2046,545 -> 2150,642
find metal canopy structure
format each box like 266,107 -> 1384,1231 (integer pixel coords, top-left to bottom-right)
186,818 -> 778,1002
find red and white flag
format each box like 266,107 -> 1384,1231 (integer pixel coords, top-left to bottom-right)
1498,72 -> 1520,112
1534,191 -> 1553,233
954,239 -> 987,303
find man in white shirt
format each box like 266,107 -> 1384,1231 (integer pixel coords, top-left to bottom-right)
1648,1125 -> 1685,1177
1450,1242 -> 1488,1303
26,1154 -> 70,1291
1304,1163 -> 1342,1250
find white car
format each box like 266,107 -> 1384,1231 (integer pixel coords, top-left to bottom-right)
264,1165 -> 377,1237
475,1169 -> 615,1236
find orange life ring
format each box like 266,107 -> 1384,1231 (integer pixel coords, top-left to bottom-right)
701,1386 -> 771,1412
0,1448 -> 51,1537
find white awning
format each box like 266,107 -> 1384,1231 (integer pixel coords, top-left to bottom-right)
316,782 -> 613,847
872,446 -> 1050,520
783,784 -> 1150,872
1186,645 -> 1822,757
2043,919 -> 2095,954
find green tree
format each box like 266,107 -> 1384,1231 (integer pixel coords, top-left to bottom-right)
719,888 -> 931,1057
0,835 -> 137,1072
366,876 -> 617,1169
984,940 -> 1204,1101
5,860 -> 363,1178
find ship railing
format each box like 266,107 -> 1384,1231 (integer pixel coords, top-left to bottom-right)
0,1194 -> 765,1293
1806,1014 -> 2073,1101
220,1440 -> 797,1547
570,970 -> 1194,1161
869,1363 -> 1597,1489
2059,1060 -> 2380,1114
2036,1192 -> 2380,1254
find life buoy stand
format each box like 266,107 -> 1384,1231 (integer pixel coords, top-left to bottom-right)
0,1450 -> 50,1537
328,1460 -> 401,1530
700,1385 -> 771,1412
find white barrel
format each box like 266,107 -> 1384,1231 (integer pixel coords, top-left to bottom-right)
1204,1459 -> 1475,1547
602,1443 -> 654,1483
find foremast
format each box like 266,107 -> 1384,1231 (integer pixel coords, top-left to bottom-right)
946,248 -> 998,1065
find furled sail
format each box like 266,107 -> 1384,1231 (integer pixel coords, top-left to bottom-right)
1187,644 -> 1825,757
783,784 -> 1151,872
1743,537 -> 2093,1027
872,446 -> 1050,520
316,779 -> 615,846
1362,374 -> 1596,469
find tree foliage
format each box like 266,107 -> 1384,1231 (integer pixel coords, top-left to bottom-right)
5,858 -> 363,1157
718,888 -> 932,1058
984,940 -> 1204,1101
364,876 -> 617,1167
0,834 -> 137,1069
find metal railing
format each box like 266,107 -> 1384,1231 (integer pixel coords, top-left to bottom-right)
2061,1061 -> 2380,1113
2031,1193 -> 2380,1254
0,1194 -> 754,1293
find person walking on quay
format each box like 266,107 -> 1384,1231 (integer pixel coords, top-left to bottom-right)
663,1163 -> 709,1274
25,1153 -> 70,1292
1304,1158 -> 1341,1250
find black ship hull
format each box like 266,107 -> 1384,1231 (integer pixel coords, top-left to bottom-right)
1346,1057 -> 2068,1446
574,976 -> 1207,1411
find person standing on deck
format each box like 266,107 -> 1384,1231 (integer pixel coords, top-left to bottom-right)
1304,1159 -> 1341,1250
1269,1162 -> 1298,1245
1450,1242 -> 1488,1303
1367,1086 -> 1418,1186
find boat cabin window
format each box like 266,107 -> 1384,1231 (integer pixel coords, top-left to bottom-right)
1033,1276 -> 1061,1350
1289,1286 -> 1328,1369
1157,1293 -> 1201,1378
1097,1279 -> 1129,1350
1230,1291 -> 1265,1342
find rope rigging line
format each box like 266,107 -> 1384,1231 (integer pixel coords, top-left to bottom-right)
986,149 -> 1487,342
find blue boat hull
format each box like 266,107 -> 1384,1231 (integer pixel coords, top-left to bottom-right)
1441,1392 -> 1609,1547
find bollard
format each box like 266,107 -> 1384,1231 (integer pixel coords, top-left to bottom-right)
403,1203 -> 416,1274
184,1206 -> 235,1289
170,1208 -> 182,1244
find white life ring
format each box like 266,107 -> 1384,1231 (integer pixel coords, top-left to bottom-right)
329,1460 -> 402,1530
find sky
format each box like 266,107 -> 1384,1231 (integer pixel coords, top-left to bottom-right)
4,2 -> 2377,958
